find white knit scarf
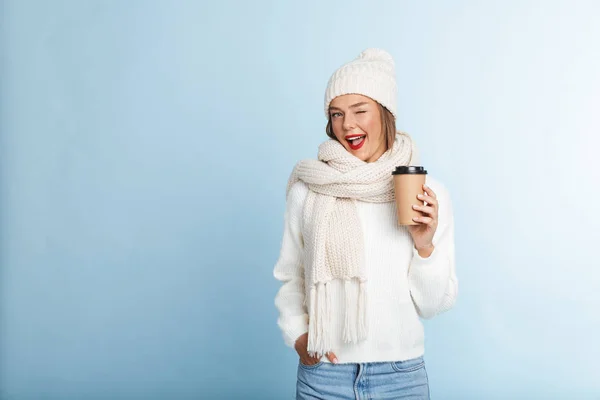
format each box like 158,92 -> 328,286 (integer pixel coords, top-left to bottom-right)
286,132 -> 419,357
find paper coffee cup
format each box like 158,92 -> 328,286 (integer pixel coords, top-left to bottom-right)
392,166 -> 428,225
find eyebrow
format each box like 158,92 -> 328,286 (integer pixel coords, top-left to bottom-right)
329,102 -> 370,111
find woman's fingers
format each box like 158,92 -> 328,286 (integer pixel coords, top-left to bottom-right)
423,184 -> 437,199
300,352 -> 337,365
301,356 -> 320,366
326,352 -> 339,364
412,216 -> 434,225
412,204 -> 434,216
418,185 -> 438,208
417,193 -> 437,208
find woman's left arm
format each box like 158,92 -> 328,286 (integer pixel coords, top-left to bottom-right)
407,182 -> 458,319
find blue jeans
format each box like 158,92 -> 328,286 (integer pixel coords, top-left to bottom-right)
296,356 -> 430,400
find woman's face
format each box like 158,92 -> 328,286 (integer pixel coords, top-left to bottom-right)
329,94 -> 387,163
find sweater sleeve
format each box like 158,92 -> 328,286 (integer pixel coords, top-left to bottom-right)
408,181 -> 458,319
273,181 -> 309,348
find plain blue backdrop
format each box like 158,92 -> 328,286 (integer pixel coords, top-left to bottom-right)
1,1 -> 599,399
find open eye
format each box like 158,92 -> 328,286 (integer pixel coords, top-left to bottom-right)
331,112 -> 343,118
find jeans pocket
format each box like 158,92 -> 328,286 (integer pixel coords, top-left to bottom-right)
391,356 -> 425,373
298,359 -> 324,370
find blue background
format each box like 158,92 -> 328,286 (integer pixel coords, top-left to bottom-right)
1,1 -> 599,399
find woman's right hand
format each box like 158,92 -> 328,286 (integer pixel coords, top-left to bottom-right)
294,332 -> 338,365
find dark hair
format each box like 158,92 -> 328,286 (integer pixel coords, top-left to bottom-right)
325,103 -> 396,150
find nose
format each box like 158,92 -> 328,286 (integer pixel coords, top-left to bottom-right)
342,115 -> 356,131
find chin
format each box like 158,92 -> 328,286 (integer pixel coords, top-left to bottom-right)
353,150 -> 370,161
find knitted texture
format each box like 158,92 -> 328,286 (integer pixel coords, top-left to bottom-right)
286,132 -> 418,357
324,48 -> 398,118
273,176 -> 458,363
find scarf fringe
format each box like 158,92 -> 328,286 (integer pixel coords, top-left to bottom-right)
343,280 -> 356,343
308,286 -> 318,357
358,280 -> 368,339
307,283 -> 333,358
307,279 -> 368,358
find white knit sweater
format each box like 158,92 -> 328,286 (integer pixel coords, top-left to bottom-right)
273,175 -> 458,364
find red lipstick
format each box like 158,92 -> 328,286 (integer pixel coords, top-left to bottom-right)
346,134 -> 366,150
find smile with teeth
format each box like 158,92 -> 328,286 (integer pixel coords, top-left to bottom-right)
346,135 -> 366,149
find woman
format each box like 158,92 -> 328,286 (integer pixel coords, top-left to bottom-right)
273,48 -> 458,400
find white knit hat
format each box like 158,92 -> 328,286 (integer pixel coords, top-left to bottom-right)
324,48 -> 397,119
